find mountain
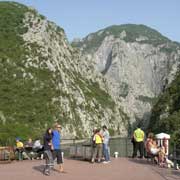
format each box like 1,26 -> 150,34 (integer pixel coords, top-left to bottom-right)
149,71 -> 180,146
72,24 -> 180,129
0,2 -> 128,143
1,2 -> 180,145
72,24 -> 171,53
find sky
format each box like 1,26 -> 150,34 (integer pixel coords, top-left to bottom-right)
1,0 -> 180,42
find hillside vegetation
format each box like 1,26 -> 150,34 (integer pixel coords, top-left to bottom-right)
0,2 -> 128,144
149,70 -> 180,147
72,24 -> 173,53
0,2 -> 58,142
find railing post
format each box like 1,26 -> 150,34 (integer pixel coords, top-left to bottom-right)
173,144 -> 177,170
73,139 -> 75,146
74,139 -> 77,158
125,137 -> 128,157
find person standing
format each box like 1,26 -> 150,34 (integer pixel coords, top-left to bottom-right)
91,128 -> 103,163
132,125 -> 145,158
43,128 -> 54,176
52,123 -> 64,172
102,125 -> 110,163
15,137 -> 24,161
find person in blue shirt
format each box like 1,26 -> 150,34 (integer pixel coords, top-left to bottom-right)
52,123 -> 64,172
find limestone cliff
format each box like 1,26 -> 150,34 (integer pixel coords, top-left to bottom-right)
0,2 -> 128,141
72,24 -> 180,128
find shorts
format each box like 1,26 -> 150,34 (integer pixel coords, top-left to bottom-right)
53,149 -> 63,164
150,148 -> 159,155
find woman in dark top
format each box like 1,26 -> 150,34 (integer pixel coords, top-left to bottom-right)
43,128 -> 54,176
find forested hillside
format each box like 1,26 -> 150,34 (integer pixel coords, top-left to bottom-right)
149,70 -> 180,146
0,2 -> 128,144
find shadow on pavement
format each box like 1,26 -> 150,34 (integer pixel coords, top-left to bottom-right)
33,165 -> 44,174
66,157 -> 91,163
128,157 -> 180,179
170,169 -> 180,177
128,157 -> 155,166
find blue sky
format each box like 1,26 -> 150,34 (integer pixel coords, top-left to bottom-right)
2,0 -> 180,42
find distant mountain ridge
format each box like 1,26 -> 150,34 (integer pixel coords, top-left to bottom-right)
72,24 -> 178,53
72,24 -> 180,129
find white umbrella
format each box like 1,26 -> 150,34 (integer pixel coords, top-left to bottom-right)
155,132 -> 170,155
155,133 -> 170,139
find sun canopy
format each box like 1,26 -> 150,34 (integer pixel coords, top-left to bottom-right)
155,133 -> 170,139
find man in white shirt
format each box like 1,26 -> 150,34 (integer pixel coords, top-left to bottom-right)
102,125 -> 110,163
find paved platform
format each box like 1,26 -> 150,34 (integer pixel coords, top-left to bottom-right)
0,158 -> 180,180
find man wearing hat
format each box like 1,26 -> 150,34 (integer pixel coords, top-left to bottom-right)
15,137 -> 24,160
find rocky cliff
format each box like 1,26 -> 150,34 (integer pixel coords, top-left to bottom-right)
0,2 -> 128,141
72,24 -> 180,128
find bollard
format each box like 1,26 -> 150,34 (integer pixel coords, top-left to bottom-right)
114,152 -> 119,158
61,151 -> 64,162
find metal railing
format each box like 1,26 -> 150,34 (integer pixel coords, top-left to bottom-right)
0,136 -> 134,160
60,137 -> 133,158
173,144 -> 180,170
109,137 -> 133,157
